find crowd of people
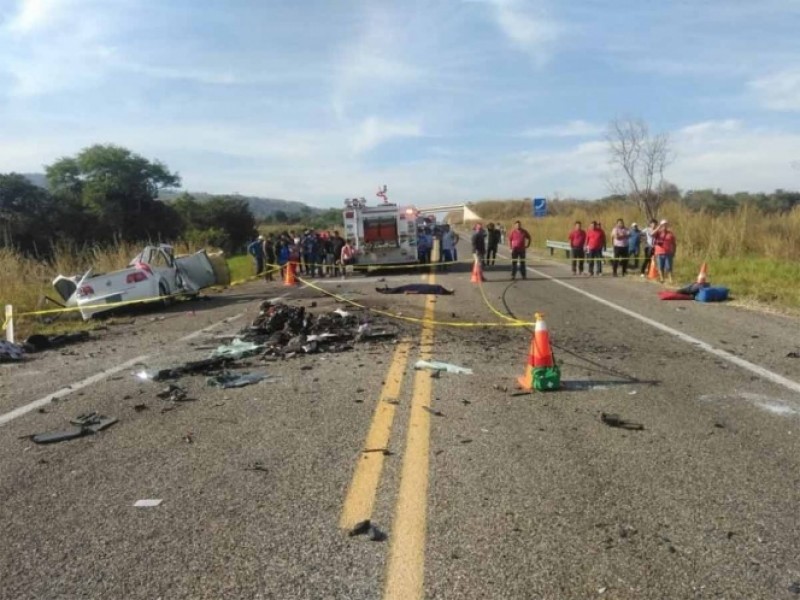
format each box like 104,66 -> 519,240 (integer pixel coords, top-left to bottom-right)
567,219 -> 677,283
245,217 -> 677,285
247,229 -> 356,281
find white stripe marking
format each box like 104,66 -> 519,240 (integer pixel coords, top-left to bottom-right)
0,311 -> 245,427
521,262 -> 800,395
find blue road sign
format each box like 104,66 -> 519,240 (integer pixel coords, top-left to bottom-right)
533,197 -> 547,218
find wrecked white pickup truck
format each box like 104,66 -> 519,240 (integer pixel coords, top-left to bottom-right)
52,244 -> 230,320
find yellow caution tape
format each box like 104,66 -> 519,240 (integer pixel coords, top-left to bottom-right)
295,274 -> 535,328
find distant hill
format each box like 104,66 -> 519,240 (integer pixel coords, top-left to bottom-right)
158,190 -> 320,219
22,173 -> 47,188
20,173 -> 318,219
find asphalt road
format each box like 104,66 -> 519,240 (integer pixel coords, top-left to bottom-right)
2,249 -> 800,600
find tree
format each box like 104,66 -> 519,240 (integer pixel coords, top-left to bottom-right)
46,144 -> 181,241
0,173 -> 55,252
606,118 -> 674,220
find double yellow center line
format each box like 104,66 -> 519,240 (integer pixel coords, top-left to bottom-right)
339,275 -> 439,600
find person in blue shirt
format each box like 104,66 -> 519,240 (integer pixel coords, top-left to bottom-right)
628,223 -> 642,269
417,228 -> 432,264
248,235 -> 265,275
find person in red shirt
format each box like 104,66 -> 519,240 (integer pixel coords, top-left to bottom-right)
567,221 -> 587,275
584,221 -> 606,276
508,220 -> 532,280
652,219 -> 677,284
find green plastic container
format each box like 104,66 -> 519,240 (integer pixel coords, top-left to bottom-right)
533,365 -> 561,391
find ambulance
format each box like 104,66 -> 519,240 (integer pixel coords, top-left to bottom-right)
342,189 -> 419,265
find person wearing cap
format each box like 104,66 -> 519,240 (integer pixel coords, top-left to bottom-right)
248,234 -> 266,276
628,223 -> 642,270
653,219 -> 677,284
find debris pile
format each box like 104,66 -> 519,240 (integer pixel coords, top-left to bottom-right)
239,301 -> 399,358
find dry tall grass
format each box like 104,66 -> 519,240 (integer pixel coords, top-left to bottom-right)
0,241 -> 198,319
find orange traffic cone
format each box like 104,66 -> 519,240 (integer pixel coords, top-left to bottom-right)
470,257 -> 485,283
696,262 -> 708,285
647,255 -> 659,280
517,313 -> 555,390
284,261 -> 297,286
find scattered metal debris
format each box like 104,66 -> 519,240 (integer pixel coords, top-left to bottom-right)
600,413 -> 645,431
414,360 -> 473,375
239,301 -> 398,358
134,404 -> 148,412
206,371 -> 272,389
32,412 -> 118,444
156,383 -> 190,402
211,339 -> 263,360
136,356 -> 235,382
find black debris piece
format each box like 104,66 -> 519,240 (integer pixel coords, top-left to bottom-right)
376,284 -> 454,295
368,525 -> 387,542
32,412 -> 118,444
600,412 -> 645,431
134,404 -> 148,412
423,406 -> 444,417
349,520 -> 371,537
787,352 -> 800,359
788,582 -> 800,594
244,461 -> 269,472
24,331 -> 90,353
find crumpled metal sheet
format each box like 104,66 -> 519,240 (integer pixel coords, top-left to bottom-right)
0,340 -> 25,362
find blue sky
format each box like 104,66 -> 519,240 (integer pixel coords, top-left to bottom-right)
1,0 -> 799,207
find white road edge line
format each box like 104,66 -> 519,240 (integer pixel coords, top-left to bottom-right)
518,260 -> 800,395
0,312 -> 246,427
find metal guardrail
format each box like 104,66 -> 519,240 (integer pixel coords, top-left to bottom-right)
545,240 -> 614,259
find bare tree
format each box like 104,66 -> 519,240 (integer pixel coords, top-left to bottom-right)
606,118 -> 674,220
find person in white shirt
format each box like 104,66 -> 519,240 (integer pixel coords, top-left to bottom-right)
610,218 -> 630,277
639,219 -> 658,277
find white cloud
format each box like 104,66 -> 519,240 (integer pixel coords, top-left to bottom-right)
671,120 -> 800,191
487,0 -> 561,64
521,120 -> 604,138
351,117 -> 423,154
5,0 -> 63,34
1,0 -> 119,96
749,69 -> 800,111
